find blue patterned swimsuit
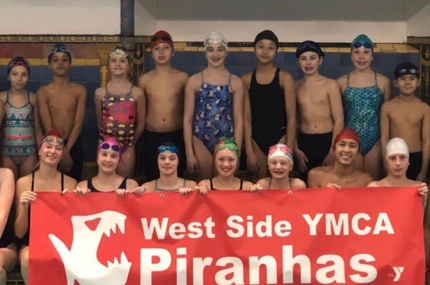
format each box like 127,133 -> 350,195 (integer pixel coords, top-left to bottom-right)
192,72 -> 234,152
342,72 -> 384,156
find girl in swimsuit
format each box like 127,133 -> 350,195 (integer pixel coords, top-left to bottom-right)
0,57 -> 42,180
142,142 -> 196,193
73,137 -> 142,196
15,130 -> 77,284
0,168 -> 17,285
251,143 -> 306,191
242,30 -> 296,181
337,34 -> 391,180
184,32 -> 244,181
197,138 -> 253,193
94,46 -> 146,178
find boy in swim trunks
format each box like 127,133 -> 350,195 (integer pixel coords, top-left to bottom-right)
380,62 -> 430,181
138,30 -> 188,180
294,41 -> 344,183
37,44 -> 86,181
307,128 -> 372,188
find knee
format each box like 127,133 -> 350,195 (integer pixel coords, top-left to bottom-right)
20,251 -> 29,269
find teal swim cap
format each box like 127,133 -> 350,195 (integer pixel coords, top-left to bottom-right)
351,34 -> 374,51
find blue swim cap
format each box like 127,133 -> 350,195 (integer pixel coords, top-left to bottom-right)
351,34 -> 374,51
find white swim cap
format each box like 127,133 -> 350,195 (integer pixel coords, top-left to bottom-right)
268,143 -> 294,166
204,32 -> 228,50
385,137 -> 409,158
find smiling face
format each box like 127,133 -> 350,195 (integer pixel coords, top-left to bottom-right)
394,74 -> 420,96
215,149 -> 237,177
298,51 -> 322,75
109,56 -> 129,76
268,156 -> 292,179
39,140 -> 64,165
350,47 -> 373,70
158,150 -> 179,176
254,39 -> 277,64
205,42 -> 227,67
334,139 -> 359,165
97,147 -> 121,174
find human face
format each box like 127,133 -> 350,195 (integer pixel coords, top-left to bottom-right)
268,156 -> 292,179
49,53 -> 71,76
8,66 -> 29,90
205,43 -> 227,67
254,39 -> 276,64
298,51 -> 322,75
97,147 -> 120,173
215,149 -> 237,177
39,140 -> 63,165
350,47 -> 373,70
109,56 -> 129,76
394,75 -> 420,96
152,43 -> 173,64
158,150 -> 179,175
334,139 -> 359,165
386,153 -> 409,177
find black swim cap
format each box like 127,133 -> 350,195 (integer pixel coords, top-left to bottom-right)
253,30 -> 279,49
296,40 -> 325,58
394,62 -> 420,79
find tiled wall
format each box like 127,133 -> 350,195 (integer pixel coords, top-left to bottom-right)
0,41 -> 421,164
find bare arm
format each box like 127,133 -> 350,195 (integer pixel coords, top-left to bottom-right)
65,85 -> 87,152
380,103 -> 390,159
425,194 -> 430,269
281,72 -> 296,149
327,80 -> 344,145
94,88 -> 104,137
37,87 -> 53,131
0,169 -> 14,238
183,76 -> 199,158
231,76 -> 244,152
133,87 -> 146,143
242,74 -> 254,155
307,169 -> 321,188
380,75 -> 391,102
14,177 -> 31,239
31,93 -> 43,146
420,106 -> 430,178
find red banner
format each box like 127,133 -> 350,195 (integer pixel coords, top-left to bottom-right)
30,187 -> 425,285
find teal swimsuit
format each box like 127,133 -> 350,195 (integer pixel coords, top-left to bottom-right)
342,72 -> 383,156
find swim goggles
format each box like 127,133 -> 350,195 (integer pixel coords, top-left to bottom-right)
297,42 -> 318,52
42,136 -> 64,145
109,46 -> 129,58
100,143 -> 121,152
397,68 -> 418,75
151,35 -> 172,42
352,42 -> 373,49
215,138 -> 239,156
158,145 -> 179,153
268,144 -> 291,154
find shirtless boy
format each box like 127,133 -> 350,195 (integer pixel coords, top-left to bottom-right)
138,30 -> 188,180
294,41 -> 344,182
307,128 -> 372,188
380,62 -> 430,181
37,44 -> 86,180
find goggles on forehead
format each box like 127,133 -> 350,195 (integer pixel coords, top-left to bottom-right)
158,145 -> 179,154
42,136 -> 64,145
352,42 -> 373,49
100,143 -> 121,152
397,68 -> 418,75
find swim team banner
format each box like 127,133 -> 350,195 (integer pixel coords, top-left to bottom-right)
29,188 -> 425,285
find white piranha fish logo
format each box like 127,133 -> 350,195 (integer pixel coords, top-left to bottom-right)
49,211 -> 131,285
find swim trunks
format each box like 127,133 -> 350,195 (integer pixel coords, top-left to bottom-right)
407,151 -> 423,180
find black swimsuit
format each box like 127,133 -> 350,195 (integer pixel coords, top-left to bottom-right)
87,178 -> 127,192
209,178 -> 244,190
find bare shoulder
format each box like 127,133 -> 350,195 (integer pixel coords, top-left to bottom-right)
241,180 -> 254,190
295,78 -> 304,89
76,180 -> 88,188
126,178 -> 139,190
376,72 -> 390,84
358,172 -> 373,186
187,72 -> 202,87
36,84 -> 50,96
336,74 -> 348,85
185,179 -> 197,188
279,70 -> 294,81
367,181 -> 380,187
324,77 -> 339,88
241,72 -> 252,86
70,82 -> 86,93
132,85 -> 144,97
64,175 -> 78,190
0,91 -> 6,102
94,87 -> 106,99
142,180 -> 156,192
256,178 -> 270,189
16,174 -> 32,193
291,178 -> 307,189
176,69 -> 189,81
198,179 -> 210,188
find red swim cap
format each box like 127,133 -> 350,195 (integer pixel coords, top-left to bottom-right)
150,30 -> 174,50
334,128 -> 360,146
